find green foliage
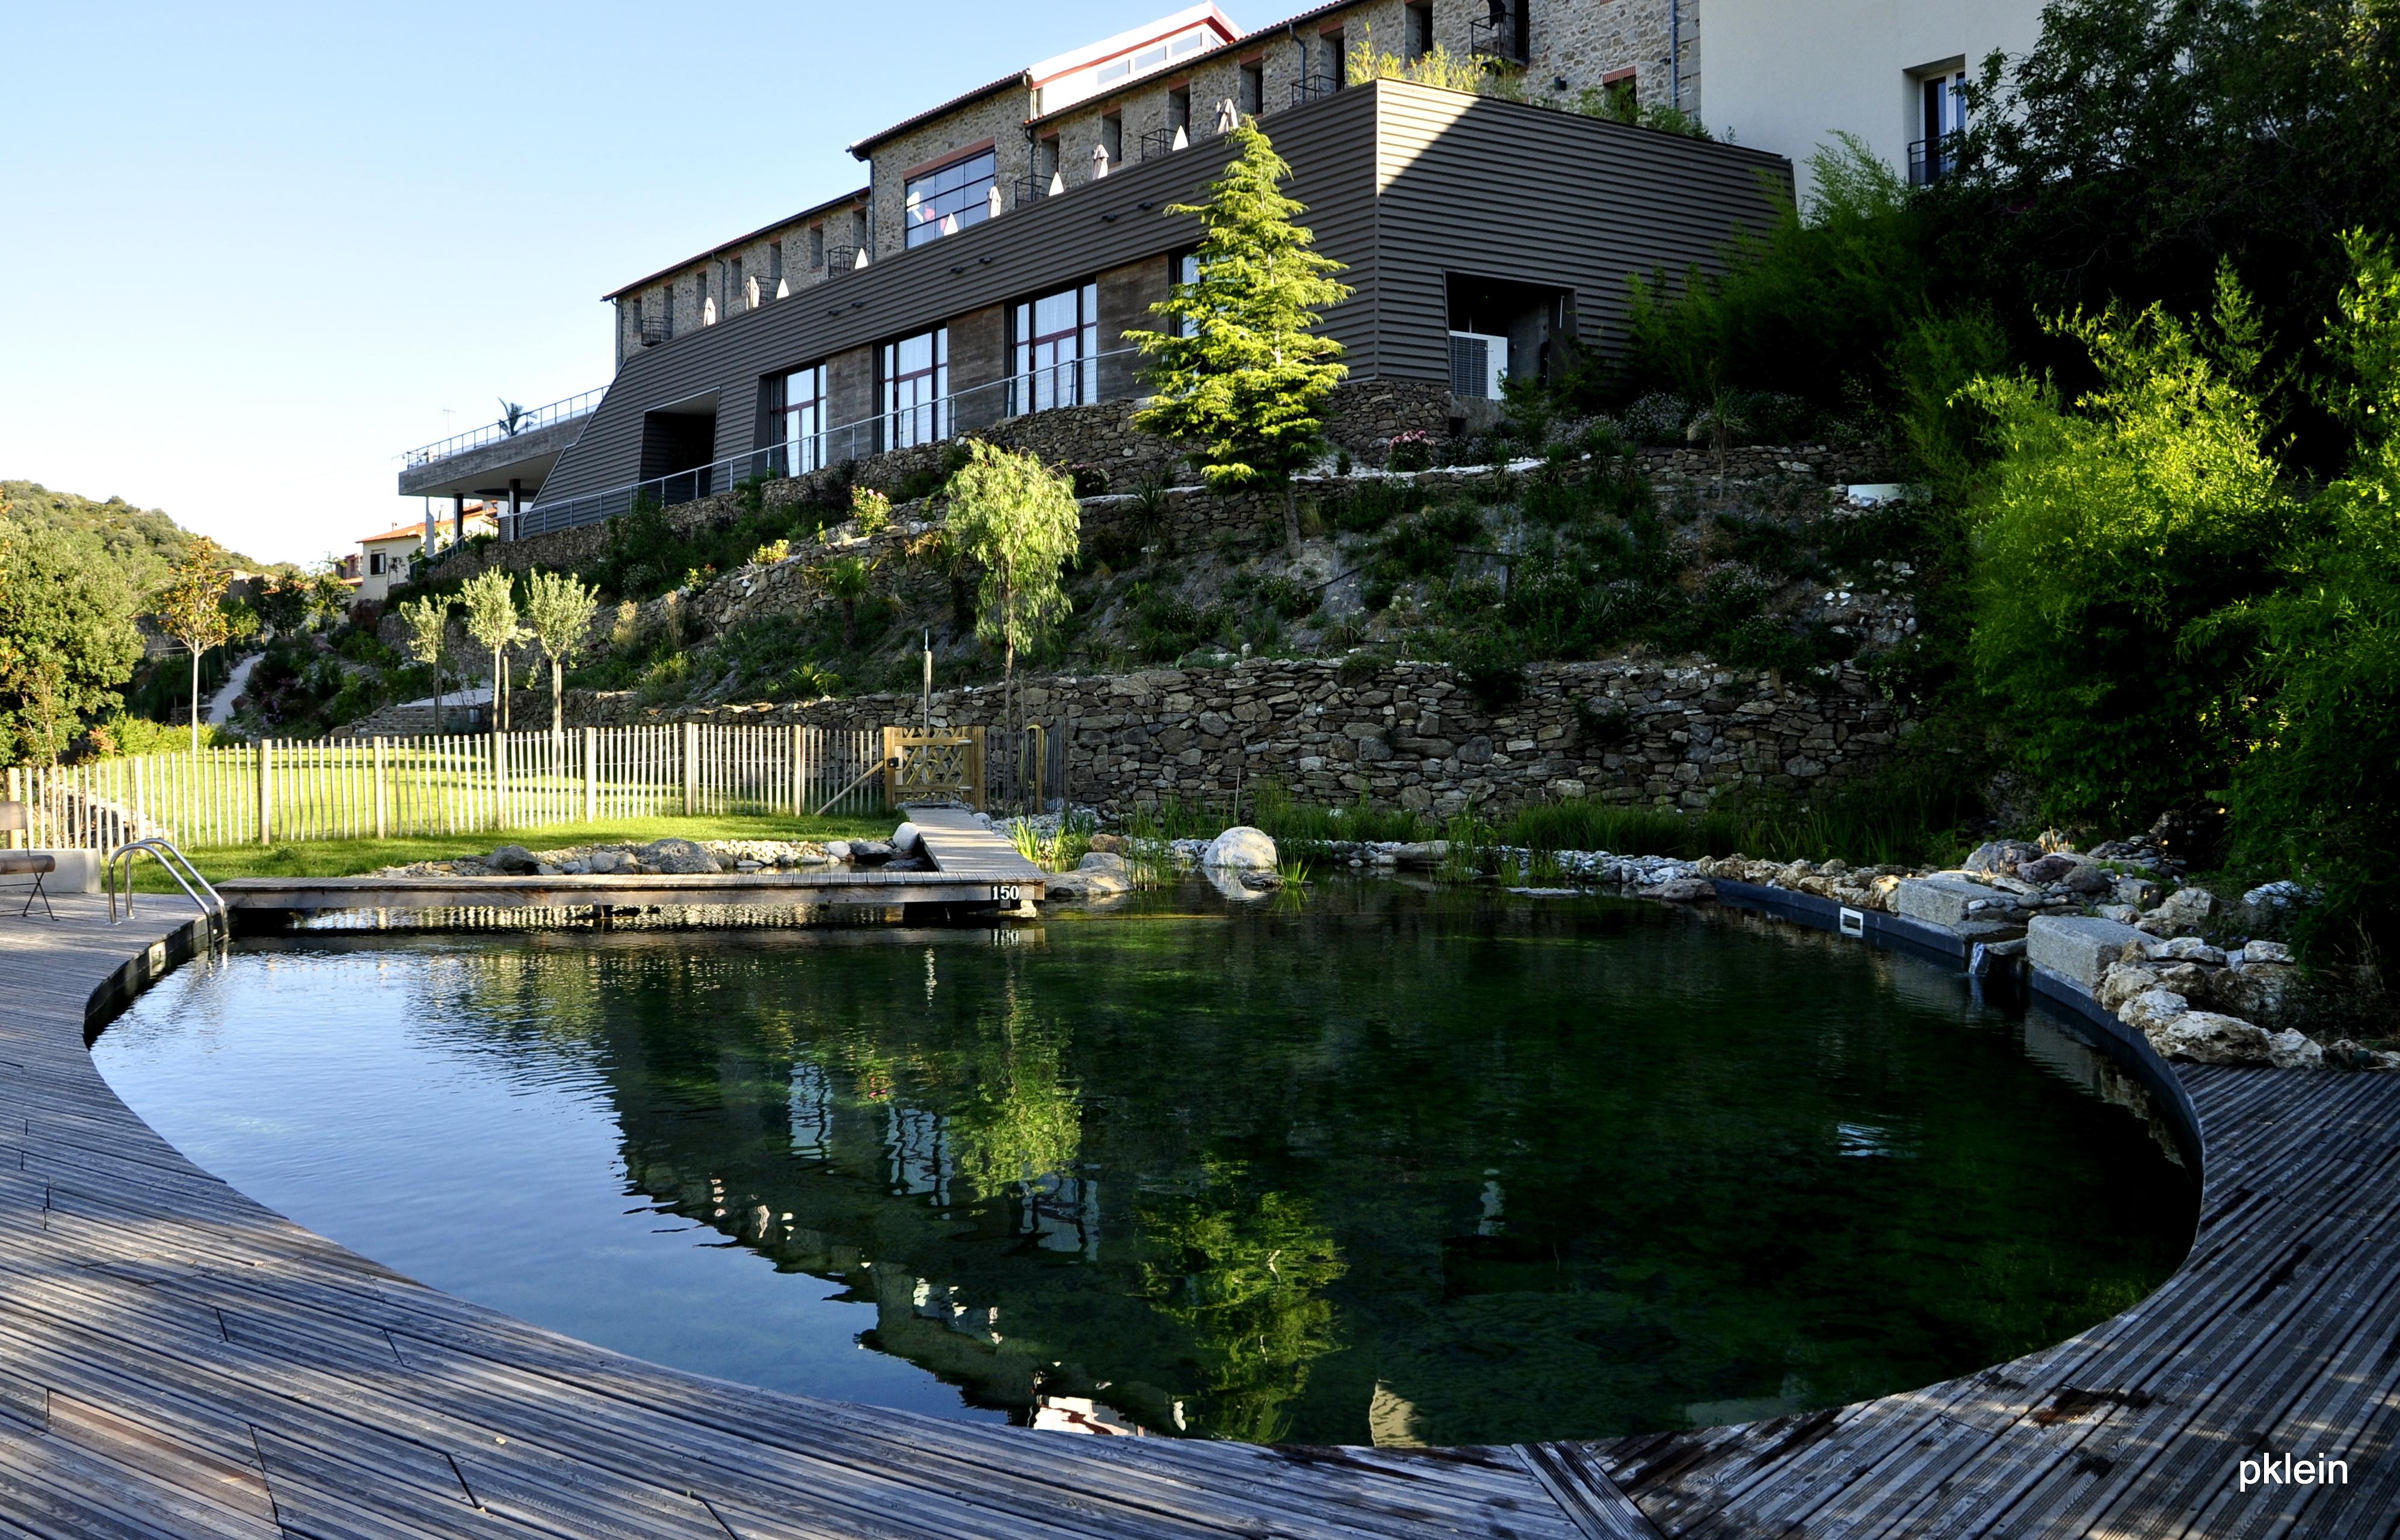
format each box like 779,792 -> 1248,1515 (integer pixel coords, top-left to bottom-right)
523,570 -> 600,733
1128,583 -> 1232,662
2221,234 -> 2400,962
943,442 -> 1080,686
1621,137 -> 1926,411
0,519 -> 141,762
1129,123 -> 1353,516
1963,287 -> 2303,826
1941,0 -> 2400,473
0,481 -> 266,594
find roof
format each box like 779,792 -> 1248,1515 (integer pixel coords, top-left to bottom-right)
602,186 -> 871,301
359,510 -> 495,546
849,70 -> 1030,160
1025,0 -> 1356,131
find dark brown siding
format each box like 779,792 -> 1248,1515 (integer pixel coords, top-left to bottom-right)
543,85 -> 1387,505
538,81 -> 1786,511
1369,87 -> 1789,380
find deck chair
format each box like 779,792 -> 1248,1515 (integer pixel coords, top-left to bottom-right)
0,802 -> 56,919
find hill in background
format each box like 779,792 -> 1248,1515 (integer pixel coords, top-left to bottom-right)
0,479 -> 273,595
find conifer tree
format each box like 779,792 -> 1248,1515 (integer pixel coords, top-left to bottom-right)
1129,122 -> 1353,548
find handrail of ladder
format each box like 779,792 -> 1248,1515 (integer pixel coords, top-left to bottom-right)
106,837 -> 227,925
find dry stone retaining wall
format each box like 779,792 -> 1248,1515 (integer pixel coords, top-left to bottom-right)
563,655 -> 1902,818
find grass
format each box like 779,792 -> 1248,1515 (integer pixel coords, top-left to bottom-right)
137,813 -> 898,890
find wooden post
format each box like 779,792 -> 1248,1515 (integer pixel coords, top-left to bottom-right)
584,727 -> 597,823
967,725 -> 987,812
374,738 -> 389,839
681,721 -> 697,816
882,726 -> 901,810
258,740 -> 273,845
5,768 -> 18,848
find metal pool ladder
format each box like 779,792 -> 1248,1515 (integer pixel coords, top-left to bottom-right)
107,838 -> 227,925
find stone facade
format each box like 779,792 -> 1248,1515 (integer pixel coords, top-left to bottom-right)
866,89 -> 1035,261
563,652 -> 1899,819
612,194 -> 871,368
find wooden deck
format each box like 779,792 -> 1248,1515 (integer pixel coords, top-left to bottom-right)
1,893 -> 2395,1538
903,803 -> 1049,890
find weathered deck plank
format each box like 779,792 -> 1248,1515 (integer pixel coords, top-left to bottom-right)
2,893 -> 2396,1539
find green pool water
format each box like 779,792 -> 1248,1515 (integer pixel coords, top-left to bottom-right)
92,884 -> 2195,1446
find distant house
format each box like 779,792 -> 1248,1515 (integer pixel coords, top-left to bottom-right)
341,506 -> 497,603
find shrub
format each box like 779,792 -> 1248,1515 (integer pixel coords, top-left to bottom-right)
1620,392 -> 1691,445
1384,430 -> 1435,471
850,487 -> 893,536
1963,276 -> 2301,827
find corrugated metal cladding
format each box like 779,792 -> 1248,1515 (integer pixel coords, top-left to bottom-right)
537,80 -> 1788,509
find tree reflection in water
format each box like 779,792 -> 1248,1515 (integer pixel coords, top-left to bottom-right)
102,888 -> 2198,1446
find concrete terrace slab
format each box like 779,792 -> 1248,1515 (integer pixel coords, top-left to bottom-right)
0,887 -> 2394,1536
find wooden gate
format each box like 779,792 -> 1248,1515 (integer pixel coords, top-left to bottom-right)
884,728 -> 985,810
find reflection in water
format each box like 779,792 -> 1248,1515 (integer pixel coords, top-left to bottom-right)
94,886 -> 2197,1446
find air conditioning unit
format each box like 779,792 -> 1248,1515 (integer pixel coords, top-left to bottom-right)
1449,330 -> 1510,399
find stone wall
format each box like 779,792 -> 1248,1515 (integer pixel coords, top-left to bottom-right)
561,653 -> 1902,819
431,381 -> 1460,588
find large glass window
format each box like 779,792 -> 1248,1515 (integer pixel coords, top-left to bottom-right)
883,328 -> 949,449
1013,283 -> 1100,413
904,149 -> 996,248
783,363 -> 828,474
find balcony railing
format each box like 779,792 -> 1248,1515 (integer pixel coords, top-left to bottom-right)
1908,133 -> 1963,186
1289,74 -> 1340,108
823,244 -> 866,276
402,387 -> 606,469
517,348 -> 1141,539
1469,6 -> 1526,63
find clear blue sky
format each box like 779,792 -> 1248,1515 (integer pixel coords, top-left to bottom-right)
0,1 -> 1179,565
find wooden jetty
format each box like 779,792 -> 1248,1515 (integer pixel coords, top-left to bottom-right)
1,881 -> 2395,1536
211,805 -> 1046,917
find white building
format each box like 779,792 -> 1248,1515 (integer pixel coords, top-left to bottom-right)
1704,0 -> 2049,205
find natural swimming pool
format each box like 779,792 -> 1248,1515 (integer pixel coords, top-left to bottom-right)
93,884 -> 2196,1446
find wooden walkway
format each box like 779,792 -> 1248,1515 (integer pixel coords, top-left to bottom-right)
904,804 -> 1049,893
1,896 -> 2395,1538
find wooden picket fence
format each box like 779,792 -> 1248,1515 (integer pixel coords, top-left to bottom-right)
1,724 -> 895,851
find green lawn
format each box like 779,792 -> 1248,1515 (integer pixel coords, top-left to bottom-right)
137,812 -> 899,889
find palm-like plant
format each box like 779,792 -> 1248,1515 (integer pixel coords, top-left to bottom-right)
819,556 -> 872,647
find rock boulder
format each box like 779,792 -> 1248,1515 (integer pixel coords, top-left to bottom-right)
1202,827 -> 1277,871
637,838 -> 720,875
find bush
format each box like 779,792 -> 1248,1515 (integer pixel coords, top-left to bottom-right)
1384,430 -> 1435,472
1963,278 -> 2301,827
1620,392 -> 1691,445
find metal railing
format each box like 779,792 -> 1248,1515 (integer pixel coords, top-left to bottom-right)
1289,74 -> 1340,107
403,387 -> 606,469
518,346 -> 1143,538
1469,8 -> 1526,63
823,244 -> 865,276
106,837 -> 225,925
1908,134 -> 1963,186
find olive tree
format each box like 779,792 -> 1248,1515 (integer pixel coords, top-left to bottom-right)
522,569 -> 599,738
396,594 -> 452,732
458,567 -> 522,737
150,536 -> 244,756
943,443 -> 1079,777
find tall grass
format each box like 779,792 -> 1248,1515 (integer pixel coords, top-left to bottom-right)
1498,771 -> 1975,867
1249,783 -> 1431,845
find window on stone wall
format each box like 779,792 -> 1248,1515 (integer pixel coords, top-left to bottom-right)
810,223 -> 825,268
905,147 -> 996,248
1239,60 -> 1263,114
783,362 -> 828,473
1407,1 -> 1433,59
1013,283 -> 1100,414
1322,30 -> 1346,88
882,327 -> 950,449
1100,113 -> 1123,172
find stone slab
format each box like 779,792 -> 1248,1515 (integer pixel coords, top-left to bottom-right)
1895,875 -> 2001,930
2026,913 -> 2146,993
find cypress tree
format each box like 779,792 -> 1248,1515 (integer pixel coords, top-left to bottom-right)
1129,122 -> 1353,548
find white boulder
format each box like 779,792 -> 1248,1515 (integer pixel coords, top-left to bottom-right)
2151,1010 -> 2273,1066
1202,827 -> 1278,871
2266,1030 -> 2326,1070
